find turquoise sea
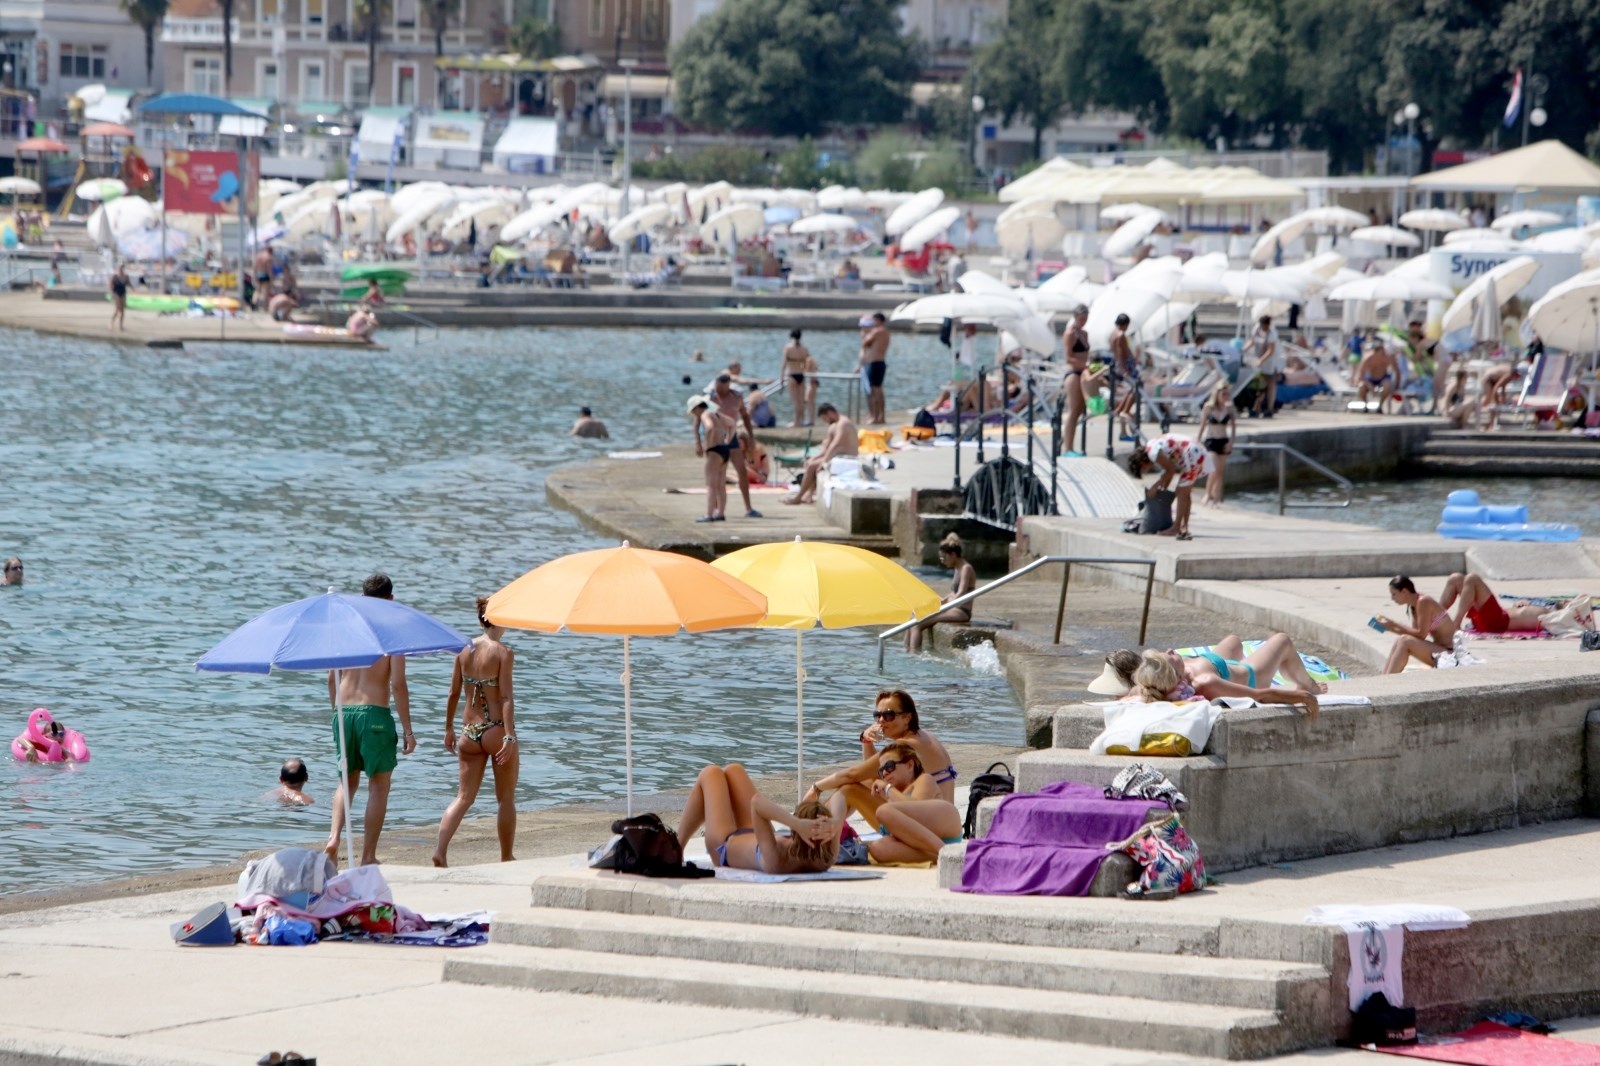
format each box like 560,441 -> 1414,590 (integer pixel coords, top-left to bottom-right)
0,324 -> 1020,896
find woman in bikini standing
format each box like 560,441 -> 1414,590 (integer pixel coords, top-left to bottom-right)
1377,575 -> 1458,673
1197,381 -> 1236,506
689,394 -> 736,523
1060,305 -> 1092,456
780,328 -> 818,427
804,689 -> 957,818
433,596 -> 518,867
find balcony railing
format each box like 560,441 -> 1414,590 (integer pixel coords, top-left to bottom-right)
160,17 -> 481,49
160,17 -> 239,44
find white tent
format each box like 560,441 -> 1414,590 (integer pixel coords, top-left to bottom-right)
492,118 -> 558,175
412,112 -> 485,170
356,109 -> 410,166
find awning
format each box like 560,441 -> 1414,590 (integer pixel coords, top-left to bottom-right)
290,100 -> 345,121
84,88 -> 134,125
356,107 -> 410,156
492,116 -> 558,175
434,53 -> 600,73
600,74 -> 670,98
1410,140 -> 1600,195
219,97 -> 271,137
412,111 -> 485,170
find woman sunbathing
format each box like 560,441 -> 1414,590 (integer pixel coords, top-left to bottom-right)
1439,572 -> 1552,634
1129,647 -> 1321,720
824,743 -> 963,864
1377,575 -> 1458,672
804,689 -> 957,808
677,763 -> 839,874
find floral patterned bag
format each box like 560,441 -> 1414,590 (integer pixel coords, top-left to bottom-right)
1110,814 -> 1207,898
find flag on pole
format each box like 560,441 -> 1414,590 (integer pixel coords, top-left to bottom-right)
347,139 -> 360,196
1503,68 -> 1523,128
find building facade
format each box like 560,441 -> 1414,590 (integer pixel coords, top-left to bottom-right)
0,0 -> 164,116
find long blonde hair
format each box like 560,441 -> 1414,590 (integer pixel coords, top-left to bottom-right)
1132,649 -> 1181,702
787,800 -> 840,871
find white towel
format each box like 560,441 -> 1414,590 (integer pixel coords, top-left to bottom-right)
1303,903 -> 1471,932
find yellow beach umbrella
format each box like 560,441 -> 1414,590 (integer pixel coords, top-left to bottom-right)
712,537 -> 941,799
486,541 -> 767,814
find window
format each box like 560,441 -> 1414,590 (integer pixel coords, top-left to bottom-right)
305,0 -> 324,24
301,59 -> 324,99
259,0 -> 279,22
642,0 -> 659,41
260,60 -> 279,98
394,0 -> 417,27
515,0 -> 551,19
345,60 -> 369,106
396,64 -> 416,105
58,44 -> 107,81
187,55 -> 223,95
588,0 -> 604,35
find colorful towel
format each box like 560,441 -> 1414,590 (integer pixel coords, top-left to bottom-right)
1174,641 -> 1349,684
1371,1021 -> 1600,1065
954,781 -> 1157,896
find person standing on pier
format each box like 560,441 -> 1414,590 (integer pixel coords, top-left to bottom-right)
858,312 -> 891,425
109,263 -> 129,332
695,374 -> 763,518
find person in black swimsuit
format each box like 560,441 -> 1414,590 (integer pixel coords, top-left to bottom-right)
109,263 -> 129,332
689,394 -> 736,522
1197,381 -> 1236,506
1061,305 -> 1092,456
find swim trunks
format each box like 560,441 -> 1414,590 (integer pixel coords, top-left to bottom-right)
1466,596 -> 1511,634
865,360 -> 887,388
333,704 -> 398,776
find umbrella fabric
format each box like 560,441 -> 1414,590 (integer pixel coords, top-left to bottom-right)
17,137 -> 69,153
790,213 -> 857,235
1490,209 -> 1564,232
1471,275 -> 1502,346
1103,212 -> 1163,259
1249,216 -> 1312,266
892,291 -> 1029,325
116,228 -> 189,261
1442,227 -> 1513,246
1527,274 -> 1600,351
137,93 -> 269,119
711,538 -> 938,798
76,178 -> 127,202
995,212 -> 1064,258
900,206 -> 961,253
885,187 -> 945,237
1398,209 -> 1468,232
608,202 -> 672,243
0,176 -> 40,195
1328,275 -> 1453,303
196,591 -> 471,675
1441,256 -> 1539,332
1290,206 -> 1369,229
485,543 -> 766,816
1100,202 -> 1165,222
1350,225 -> 1421,249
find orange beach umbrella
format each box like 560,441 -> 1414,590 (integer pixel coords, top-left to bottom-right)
485,541 -> 767,814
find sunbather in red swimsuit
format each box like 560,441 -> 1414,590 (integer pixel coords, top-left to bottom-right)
1467,596 -> 1512,634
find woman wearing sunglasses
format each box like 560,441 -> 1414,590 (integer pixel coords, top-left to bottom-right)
803,689 -> 956,817
821,743 -> 962,864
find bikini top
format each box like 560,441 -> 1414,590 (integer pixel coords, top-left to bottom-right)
1071,337 -> 1089,353
1206,410 -> 1233,424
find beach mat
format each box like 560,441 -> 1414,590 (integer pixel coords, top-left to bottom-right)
668,485 -> 790,495
685,859 -> 883,884
1371,1023 -> 1600,1066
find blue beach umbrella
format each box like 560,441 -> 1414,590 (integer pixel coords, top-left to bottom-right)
764,204 -> 801,227
197,588 -> 470,868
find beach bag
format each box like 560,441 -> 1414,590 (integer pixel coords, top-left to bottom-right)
611,814 -> 714,879
1111,813 -> 1206,897
1349,992 -> 1417,1047
1541,595 -> 1595,636
963,762 -> 1015,840
913,407 -> 937,430
1581,631 -> 1600,652
1139,489 -> 1175,535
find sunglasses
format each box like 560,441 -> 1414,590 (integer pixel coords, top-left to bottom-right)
4,565 -> 20,573
873,709 -> 906,721
877,759 -> 903,778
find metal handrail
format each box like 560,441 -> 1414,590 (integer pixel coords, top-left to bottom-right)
1229,441 -> 1353,515
876,554 -> 1157,669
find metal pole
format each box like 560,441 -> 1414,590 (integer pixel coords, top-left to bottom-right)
975,362 -> 986,466
952,390 -> 962,491
1105,366 -> 1116,459
620,59 -> 635,276
1025,373 -> 1034,472
1053,562 -> 1071,644
1138,564 -> 1154,645
1277,448 -> 1287,515
1521,64 -> 1532,148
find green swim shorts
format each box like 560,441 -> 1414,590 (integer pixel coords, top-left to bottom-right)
332,704 -> 398,776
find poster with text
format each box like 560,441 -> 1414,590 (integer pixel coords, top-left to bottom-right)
163,150 -> 259,215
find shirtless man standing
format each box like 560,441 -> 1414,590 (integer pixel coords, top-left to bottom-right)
858,312 -> 891,425
1355,340 -> 1398,412
695,373 -> 762,518
783,403 -> 858,505
326,573 -> 414,866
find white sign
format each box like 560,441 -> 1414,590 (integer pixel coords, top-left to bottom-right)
1429,249 -> 1581,302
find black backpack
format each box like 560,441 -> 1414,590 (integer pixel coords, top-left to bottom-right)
611,814 -> 714,879
963,762 -> 1015,840
1349,992 -> 1417,1047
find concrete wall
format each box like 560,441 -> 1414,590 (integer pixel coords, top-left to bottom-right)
1207,419 -> 1436,492
1022,659 -> 1600,873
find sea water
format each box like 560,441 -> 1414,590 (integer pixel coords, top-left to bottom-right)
0,325 -> 1019,895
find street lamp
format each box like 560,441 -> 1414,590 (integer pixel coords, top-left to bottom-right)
970,93 -> 985,172
1393,102 -> 1420,177
618,57 -> 637,274
1522,73 -> 1549,145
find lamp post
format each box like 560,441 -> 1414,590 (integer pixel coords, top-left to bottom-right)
969,93 -> 985,173
619,57 -> 636,275
1392,102 -> 1420,177
1522,72 -> 1549,146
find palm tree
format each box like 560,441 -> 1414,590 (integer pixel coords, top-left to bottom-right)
119,0 -> 170,86
354,0 -> 391,98
422,0 -> 452,104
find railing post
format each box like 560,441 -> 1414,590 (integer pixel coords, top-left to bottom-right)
975,363 -> 986,466
1053,562 -> 1071,645
1139,563 -> 1154,645
952,391 -> 962,492
1104,368 -> 1116,460
1277,448 -> 1287,515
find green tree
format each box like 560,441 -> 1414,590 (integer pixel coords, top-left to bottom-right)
422,0 -> 452,57
354,0 -> 391,96
973,0 -> 1070,159
119,0 -> 168,86
510,16 -> 561,59
670,0 -> 920,136
1146,0 -> 1297,148
1283,0 -> 1395,172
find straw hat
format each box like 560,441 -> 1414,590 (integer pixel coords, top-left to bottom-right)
1086,658 -> 1133,696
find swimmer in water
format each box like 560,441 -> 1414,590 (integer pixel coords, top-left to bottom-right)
272,757 -> 313,806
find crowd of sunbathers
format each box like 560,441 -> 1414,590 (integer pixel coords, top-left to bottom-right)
675,689 -> 965,875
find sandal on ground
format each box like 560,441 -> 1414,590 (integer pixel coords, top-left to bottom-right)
695,516 -> 720,523
745,509 -> 763,518
1176,532 -> 1193,541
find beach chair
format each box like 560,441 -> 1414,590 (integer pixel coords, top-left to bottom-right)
1500,351 -> 1577,427
1143,355 -> 1223,429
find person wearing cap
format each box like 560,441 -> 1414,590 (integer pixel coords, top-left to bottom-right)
1086,649 -> 1144,697
857,311 -> 891,425
688,393 -> 739,522
693,374 -> 763,518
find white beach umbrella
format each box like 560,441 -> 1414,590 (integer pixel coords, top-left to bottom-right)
1003,313 -> 1059,355
1110,255 -> 1184,300
1527,274 -> 1600,352
954,269 -> 1016,298
1102,211 -> 1164,259
499,202 -> 569,243
651,181 -> 689,205
1139,301 -> 1199,345
1442,228 -> 1512,246
995,197 -> 1057,225
389,181 -> 450,212
1328,275 -> 1454,303
1524,228 -> 1592,254
86,197 -> 157,246
609,202 -> 673,244
76,177 -> 127,202
1100,202 -> 1165,223
385,192 -> 457,244
1440,255 -> 1540,332
1398,208 -> 1468,232
1470,275 -> 1503,346
702,202 -> 764,246
1249,216 -> 1313,266
441,198 -> 514,242
1085,288 -> 1167,349
789,213 -> 858,236
900,205 -> 961,252
891,291 -> 1030,324
1389,254 -> 1434,280
885,188 -> 945,237
994,211 -> 1062,258
817,186 -> 867,211
0,176 -> 40,196
864,189 -> 914,210
1291,205 -> 1371,229
1490,209 -> 1565,232
1349,225 -> 1421,249
1221,270 -> 1306,303
1026,265 -> 1101,312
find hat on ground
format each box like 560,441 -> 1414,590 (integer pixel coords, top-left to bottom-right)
686,394 -> 709,415
1086,659 -> 1132,696
171,901 -> 237,946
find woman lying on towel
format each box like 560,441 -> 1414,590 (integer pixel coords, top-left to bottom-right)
821,743 -> 963,864
1439,572 -> 1553,635
677,763 -> 839,874
1376,575 -> 1460,672
1130,647 -> 1321,721
803,689 -> 958,807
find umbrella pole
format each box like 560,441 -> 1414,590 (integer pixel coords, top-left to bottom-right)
796,629 -> 806,804
332,668 -> 356,871
623,635 -> 633,818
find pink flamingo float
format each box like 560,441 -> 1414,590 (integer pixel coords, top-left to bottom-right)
10,708 -> 91,763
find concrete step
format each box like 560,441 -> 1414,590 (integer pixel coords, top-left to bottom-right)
1418,440 -> 1600,459
444,943 -> 1300,1059
490,906 -> 1325,1013
1405,454 -> 1600,478
529,874 -> 1224,955
1429,430 -> 1600,446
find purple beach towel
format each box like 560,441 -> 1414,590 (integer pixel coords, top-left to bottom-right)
953,780 -> 1157,896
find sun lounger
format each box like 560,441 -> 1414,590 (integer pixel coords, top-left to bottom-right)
1496,351 -> 1577,425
